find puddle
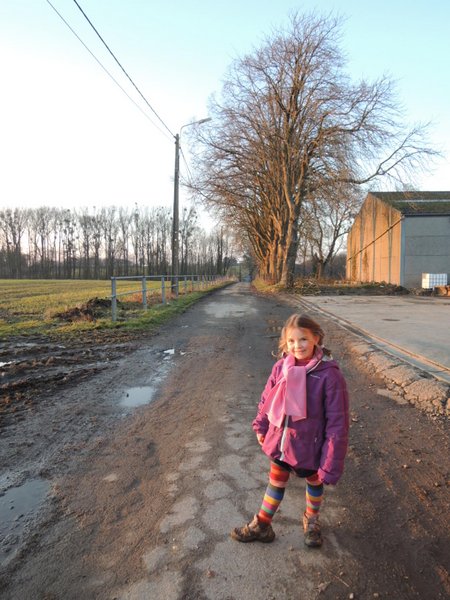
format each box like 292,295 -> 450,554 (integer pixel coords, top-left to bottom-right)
0,478 -> 49,565
119,358 -> 173,409
6,342 -> 39,349
203,302 -> 257,319
163,348 -> 175,360
120,386 -> 156,408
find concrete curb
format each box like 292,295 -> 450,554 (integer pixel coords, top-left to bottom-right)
348,340 -> 449,419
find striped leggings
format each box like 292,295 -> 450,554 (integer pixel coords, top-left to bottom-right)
258,461 -> 324,525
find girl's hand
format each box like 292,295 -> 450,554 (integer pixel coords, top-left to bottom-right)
256,433 -> 265,445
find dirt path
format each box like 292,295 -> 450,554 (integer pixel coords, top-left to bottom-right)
0,283 -> 449,599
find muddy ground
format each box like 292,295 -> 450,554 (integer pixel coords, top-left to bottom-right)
0,283 -> 449,599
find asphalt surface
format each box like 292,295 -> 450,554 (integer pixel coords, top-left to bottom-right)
295,295 -> 450,384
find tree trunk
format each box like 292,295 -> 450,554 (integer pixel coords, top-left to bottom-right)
279,214 -> 299,289
314,259 -> 324,279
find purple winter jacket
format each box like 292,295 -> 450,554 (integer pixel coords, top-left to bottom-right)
252,355 -> 349,485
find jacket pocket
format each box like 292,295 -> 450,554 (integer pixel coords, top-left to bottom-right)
261,424 -> 282,456
284,431 -> 323,469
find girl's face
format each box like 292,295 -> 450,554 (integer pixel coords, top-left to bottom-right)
286,327 -> 319,361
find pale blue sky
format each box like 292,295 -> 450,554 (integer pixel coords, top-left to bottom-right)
1,0 -> 449,226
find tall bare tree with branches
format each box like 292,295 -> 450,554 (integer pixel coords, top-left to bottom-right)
192,11 -> 439,287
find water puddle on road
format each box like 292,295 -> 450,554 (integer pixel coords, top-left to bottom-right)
119,356 -> 173,410
120,386 -> 156,408
203,301 -> 257,319
0,478 -> 49,565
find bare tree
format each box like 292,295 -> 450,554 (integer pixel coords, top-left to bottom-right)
60,209 -> 77,279
304,183 -> 362,278
90,210 -> 103,279
156,207 -> 171,275
28,207 -> 56,278
0,208 -> 27,278
102,207 -> 119,279
117,207 -> 132,276
78,209 -> 94,279
141,208 -> 157,276
179,207 -> 199,274
192,11 -> 439,287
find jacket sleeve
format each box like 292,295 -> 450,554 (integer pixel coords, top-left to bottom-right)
252,361 -> 281,435
317,367 -> 349,485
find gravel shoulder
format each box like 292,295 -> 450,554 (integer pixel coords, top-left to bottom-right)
0,283 -> 449,599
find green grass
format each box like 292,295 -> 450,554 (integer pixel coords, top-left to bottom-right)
0,278 -> 231,338
0,279 -> 163,314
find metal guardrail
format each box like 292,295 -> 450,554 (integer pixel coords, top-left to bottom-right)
110,274 -> 223,322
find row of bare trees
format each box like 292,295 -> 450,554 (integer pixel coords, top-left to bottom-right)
0,205 -> 235,279
191,12 -> 438,286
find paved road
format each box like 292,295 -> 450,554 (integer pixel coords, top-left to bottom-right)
296,295 -> 450,383
1,284 -> 448,600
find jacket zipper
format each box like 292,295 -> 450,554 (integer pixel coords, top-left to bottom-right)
279,359 -> 323,461
279,415 -> 289,461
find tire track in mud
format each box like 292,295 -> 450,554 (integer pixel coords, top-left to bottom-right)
0,338 -> 137,426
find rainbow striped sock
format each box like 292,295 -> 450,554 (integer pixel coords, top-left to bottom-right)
258,462 -> 290,524
305,473 -> 324,517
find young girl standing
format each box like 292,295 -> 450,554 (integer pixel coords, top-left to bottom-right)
231,313 -> 349,547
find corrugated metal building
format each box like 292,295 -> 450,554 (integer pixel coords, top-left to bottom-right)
346,191 -> 450,288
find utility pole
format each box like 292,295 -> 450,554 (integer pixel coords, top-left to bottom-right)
171,133 -> 180,296
171,118 -> 211,297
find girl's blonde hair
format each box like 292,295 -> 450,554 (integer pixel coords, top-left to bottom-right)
278,313 -> 326,358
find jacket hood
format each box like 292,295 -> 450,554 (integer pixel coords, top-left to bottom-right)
276,353 -> 339,373
314,354 -> 340,372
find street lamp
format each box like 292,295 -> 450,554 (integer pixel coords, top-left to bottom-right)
171,117 -> 211,296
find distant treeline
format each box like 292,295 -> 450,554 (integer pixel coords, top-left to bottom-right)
0,206 -> 236,279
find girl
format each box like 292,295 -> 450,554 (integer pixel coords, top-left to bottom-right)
231,313 -> 349,547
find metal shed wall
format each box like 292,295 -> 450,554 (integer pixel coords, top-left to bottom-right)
346,195 -> 402,284
402,216 -> 450,287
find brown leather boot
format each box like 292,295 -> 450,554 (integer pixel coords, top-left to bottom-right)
303,512 -> 323,547
231,515 -> 275,543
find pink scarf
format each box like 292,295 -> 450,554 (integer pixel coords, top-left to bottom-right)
263,348 -> 323,427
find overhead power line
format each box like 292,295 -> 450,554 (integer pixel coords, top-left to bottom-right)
71,0 -> 175,139
45,0 -> 173,142
180,148 -> 194,183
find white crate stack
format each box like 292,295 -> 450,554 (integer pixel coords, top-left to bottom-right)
421,273 -> 448,289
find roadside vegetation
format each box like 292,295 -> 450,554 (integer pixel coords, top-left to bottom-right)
251,277 -> 410,296
0,206 -> 237,281
0,278 -> 231,339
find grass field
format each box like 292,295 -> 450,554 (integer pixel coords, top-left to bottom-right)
0,278 -> 229,338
